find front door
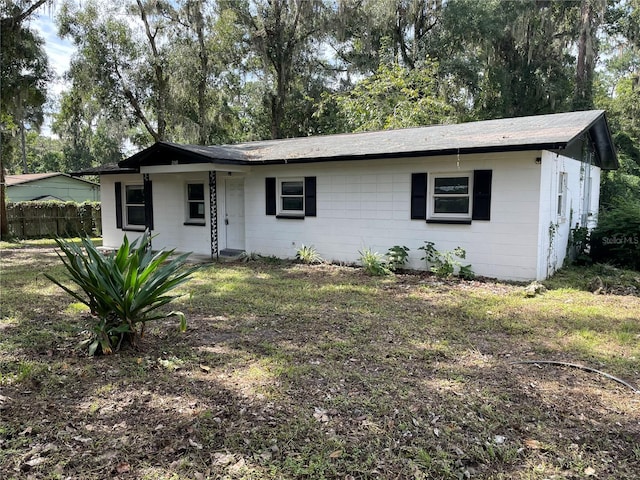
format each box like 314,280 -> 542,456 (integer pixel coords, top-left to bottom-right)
225,178 -> 245,250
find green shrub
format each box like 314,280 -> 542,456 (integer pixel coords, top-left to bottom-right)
296,244 -> 323,264
418,241 -> 474,279
386,245 -> 410,271
567,225 -> 592,266
359,248 -> 391,276
45,233 -> 201,355
590,202 -> 640,271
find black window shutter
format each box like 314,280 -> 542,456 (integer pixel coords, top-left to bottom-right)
472,170 -> 492,221
115,182 -> 123,229
304,177 -> 316,217
265,177 -> 276,215
410,173 -> 428,220
143,176 -> 154,230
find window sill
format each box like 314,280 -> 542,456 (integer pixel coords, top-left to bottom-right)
122,226 -> 147,232
184,221 -> 206,226
276,214 -> 305,220
426,219 -> 472,225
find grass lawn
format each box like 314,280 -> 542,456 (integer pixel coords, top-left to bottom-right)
1,244 -> 639,479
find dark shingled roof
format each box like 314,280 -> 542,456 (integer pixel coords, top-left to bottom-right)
82,110 -> 619,175
72,163 -> 139,176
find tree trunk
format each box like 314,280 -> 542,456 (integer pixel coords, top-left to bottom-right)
0,157 -> 8,239
20,119 -> 28,174
137,0 -> 168,141
195,2 -> 209,145
574,0 -> 602,110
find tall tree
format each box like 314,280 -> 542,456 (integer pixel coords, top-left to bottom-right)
52,86 -> 126,171
223,0 -> 333,139
574,0 -> 607,109
327,60 -> 453,132
1,0 -> 51,237
596,0 -> 640,207
423,0 -> 578,120
58,0 -> 170,144
163,1 -> 245,144
330,0 -> 443,75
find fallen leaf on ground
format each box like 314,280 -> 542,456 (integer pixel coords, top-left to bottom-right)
329,450 -> 342,458
116,463 -> 130,474
524,439 -> 542,449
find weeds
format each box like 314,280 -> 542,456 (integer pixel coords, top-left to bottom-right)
295,244 -> 323,264
358,247 -> 391,276
386,245 -> 410,271
419,241 -> 474,279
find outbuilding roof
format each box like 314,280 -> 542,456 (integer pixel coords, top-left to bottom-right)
86,110 -> 619,174
6,172 -> 99,186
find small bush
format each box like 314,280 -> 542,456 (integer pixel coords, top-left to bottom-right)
296,244 -> 323,264
590,203 -> 640,271
567,225 -> 592,266
359,248 -> 391,276
418,241 -> 474,279
386,245 -> 410,272
46,233 -> 201,355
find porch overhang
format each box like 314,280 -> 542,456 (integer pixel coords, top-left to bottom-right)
140,163 -> 250,174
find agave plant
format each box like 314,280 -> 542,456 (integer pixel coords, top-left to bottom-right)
46,232 -> 200,355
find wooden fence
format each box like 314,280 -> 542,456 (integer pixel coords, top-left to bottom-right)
5,201 -> 101,239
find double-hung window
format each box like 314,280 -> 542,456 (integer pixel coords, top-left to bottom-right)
279,179 -> 304,215
557,172 -> 567,221
186,183 -> 205,224
265,177 -> 316,218
430,173 -> 472,219
125,184 -> 145,228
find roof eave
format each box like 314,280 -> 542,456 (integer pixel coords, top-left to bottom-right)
119,141 -> 246,168
566,111 -> 619,170
248,142 -> 568,165
116,141 -> 570,168
71,165 -> 139,176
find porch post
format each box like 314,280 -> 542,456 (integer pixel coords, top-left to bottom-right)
209,171 -> 218,259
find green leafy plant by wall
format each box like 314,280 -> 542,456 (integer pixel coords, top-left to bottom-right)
418,241 -> 474,279
567,225 -> 592,266
45,233 -> 201,355
590,202 -> 640,271
386,245 -> 410,272
359,248 -> 391,276
295,244 -> 324,264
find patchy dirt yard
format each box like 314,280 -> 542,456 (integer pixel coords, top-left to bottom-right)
1,246 -> 639,479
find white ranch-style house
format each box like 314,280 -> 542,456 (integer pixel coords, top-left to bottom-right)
81,110 -> 618,281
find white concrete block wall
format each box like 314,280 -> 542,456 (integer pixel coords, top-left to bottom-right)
244,151 -> 543,281
588,167 -> 601,229
101,174 -> 146,247
536,150 -> 602,279
101,172 -> 212,255
99,149 -> 601,281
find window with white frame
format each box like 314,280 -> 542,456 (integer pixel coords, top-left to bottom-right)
279,178 -> 304,214
186,183 -> 205,224
557,172 -> 567,220
429,173 -> 472,219
125,184 -> 145,227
